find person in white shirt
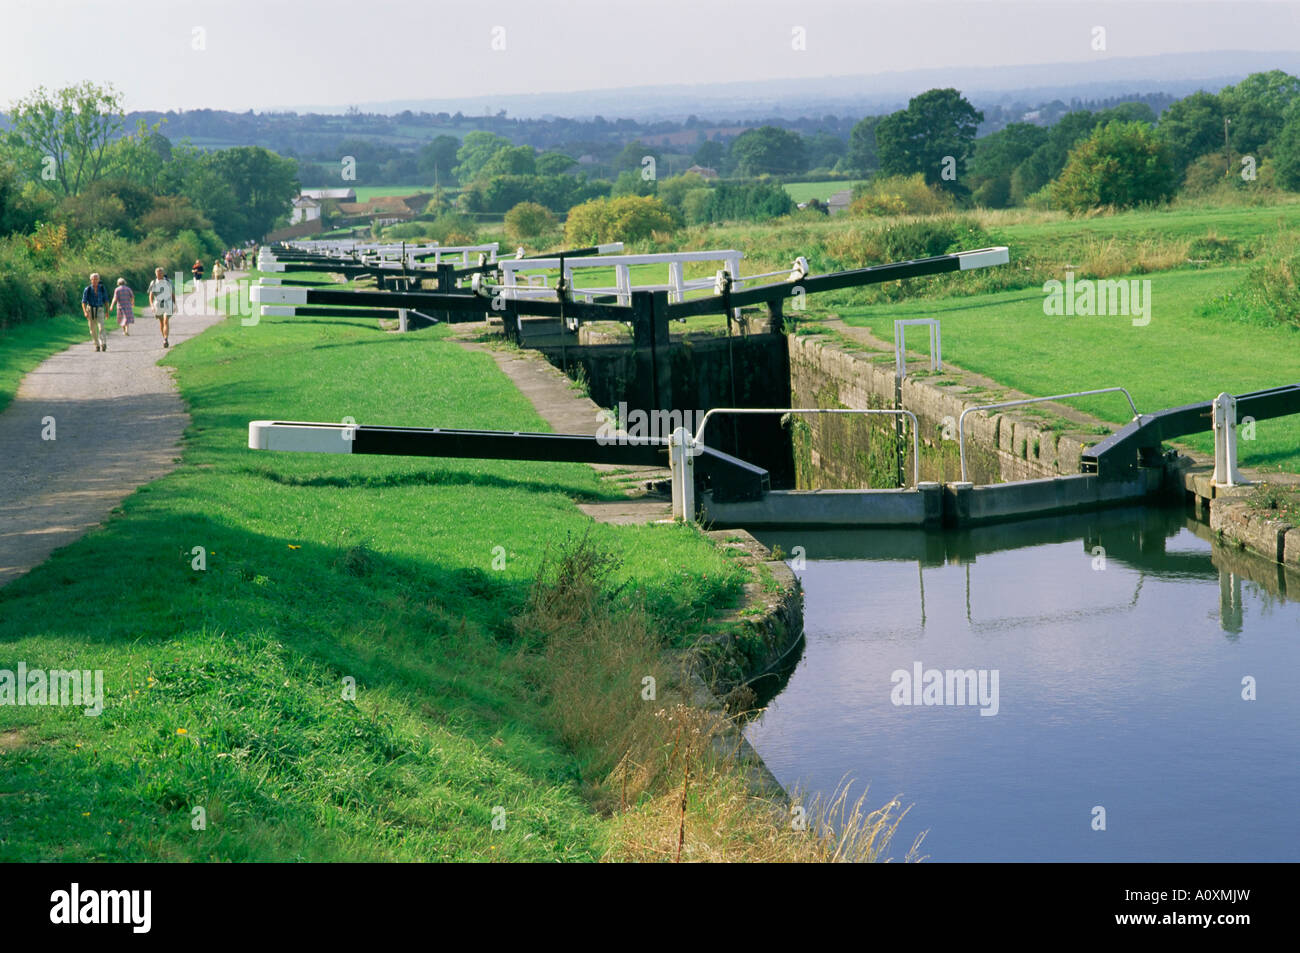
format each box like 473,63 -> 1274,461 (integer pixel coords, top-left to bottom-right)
147,268 -> 174,349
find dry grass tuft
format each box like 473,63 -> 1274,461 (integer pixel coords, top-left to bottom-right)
516,529 -> 922,861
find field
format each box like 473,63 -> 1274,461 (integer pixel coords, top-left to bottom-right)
351,185 -> 440,202
782,180 -> 862,203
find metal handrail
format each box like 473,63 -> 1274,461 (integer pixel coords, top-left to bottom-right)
958,387 -> 1141,482
694,406 -> 921,487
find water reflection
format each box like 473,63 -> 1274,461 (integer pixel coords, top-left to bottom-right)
750,504 -> 1300,862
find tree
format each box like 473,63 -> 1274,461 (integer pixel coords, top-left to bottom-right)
453,131 -> 513,183
211,146 -> 300,240
1274,107 -> 1300,191
504,201 -> 556,242
1220,70 -> 1300,154
610,168 -> 655,197
968,122 -> 1048,206
417,135 -> 460,185
564,194 -> 678,244
874,88 -> 982,194
477,145 -> 536,179
845,115 -> 882,174
728,126 -> 806,177
804,131 -> 847,170
1009,109 -> 1104,203
692,139 -> 725,170
655,172 -> 706,210
1157,91 -> 1225,174
536,152 -> 577,175
1049,120 -> 1177,213
615,140 -> 660,174
8,81 -> 124,196
103,121 -> 172,193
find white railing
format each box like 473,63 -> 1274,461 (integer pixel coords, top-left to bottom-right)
958,387 -> 1141,482
499,249 -> 744,306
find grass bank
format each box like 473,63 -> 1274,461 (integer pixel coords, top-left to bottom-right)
0,302 -> 912,860
835,265 -> 1300,472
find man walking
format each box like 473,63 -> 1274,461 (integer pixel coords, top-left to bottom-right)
81,272 -> 111,352
147,267 -> 175,349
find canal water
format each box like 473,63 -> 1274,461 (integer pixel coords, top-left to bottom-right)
749,505 -> 1300,862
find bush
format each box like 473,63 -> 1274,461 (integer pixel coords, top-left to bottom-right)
1211,232 -> 1300,327
849,174 -> 955,217
504,201 -> 557,242
701,182 -> 793,223
0,223 -> 222,329
876,216 -> 992,261
564,195 -> 680,245
1050,120 -> 1178,213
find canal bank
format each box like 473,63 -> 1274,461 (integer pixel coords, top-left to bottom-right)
454,330 -> 806,802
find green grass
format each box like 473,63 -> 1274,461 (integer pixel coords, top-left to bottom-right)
783,181 -> 862,204
0,308 -> 747,861
0,317 -> 89,413
838,265 -> 1300,471
352,185 -> 441,202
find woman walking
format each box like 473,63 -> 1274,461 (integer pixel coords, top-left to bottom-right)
110,277 -> 135,336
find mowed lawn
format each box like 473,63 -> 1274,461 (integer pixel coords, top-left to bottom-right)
0,311 -> 746,861
837,265 -> 1300,472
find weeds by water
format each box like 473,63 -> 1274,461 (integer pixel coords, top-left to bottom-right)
517,529 -> 920,861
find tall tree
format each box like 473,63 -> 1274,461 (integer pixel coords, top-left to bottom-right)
453,131 -> 513,183
417,134 -> 461,185
845,115 -> 882,174
8,81 -> 124,196
875,88 -> 983,194
728,126 -> 806,176
1157,91 -> 1225,175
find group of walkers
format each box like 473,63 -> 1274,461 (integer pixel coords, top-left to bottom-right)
80,269 -> 180,353
79,243 -> 255,352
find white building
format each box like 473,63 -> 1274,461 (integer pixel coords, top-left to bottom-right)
290,196 -> 321,224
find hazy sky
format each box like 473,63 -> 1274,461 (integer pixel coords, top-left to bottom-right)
4,0 -> 1299,112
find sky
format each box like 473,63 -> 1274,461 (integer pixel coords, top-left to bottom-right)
4,0 -> 1299,113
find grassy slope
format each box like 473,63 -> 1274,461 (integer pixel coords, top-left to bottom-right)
0,311 -> 747,861
837,266 -> 1300,471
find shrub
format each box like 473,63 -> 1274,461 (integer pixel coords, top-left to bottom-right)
564,195 -> 679,245
504,201 -> 557,242
849,174 -> 955,217
1049,120 -> 1178,213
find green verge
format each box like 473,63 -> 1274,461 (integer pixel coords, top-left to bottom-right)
0,317 -> 89,413
838,265 -> 1300,472
0,308 -> 747,861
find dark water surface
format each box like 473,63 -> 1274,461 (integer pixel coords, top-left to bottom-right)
749,506 -> 1300,862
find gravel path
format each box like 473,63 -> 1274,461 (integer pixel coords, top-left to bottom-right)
0,276 -> 241,588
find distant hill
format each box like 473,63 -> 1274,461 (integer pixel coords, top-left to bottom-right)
277,50 -> 1300,120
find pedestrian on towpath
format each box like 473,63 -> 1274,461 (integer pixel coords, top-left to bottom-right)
224,249 -> 233,273
191,258 -> 204,294
81,272 -> 111,352
109,277 -> 135,336
212,258 -> 225,294
147,267 -> 175,349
